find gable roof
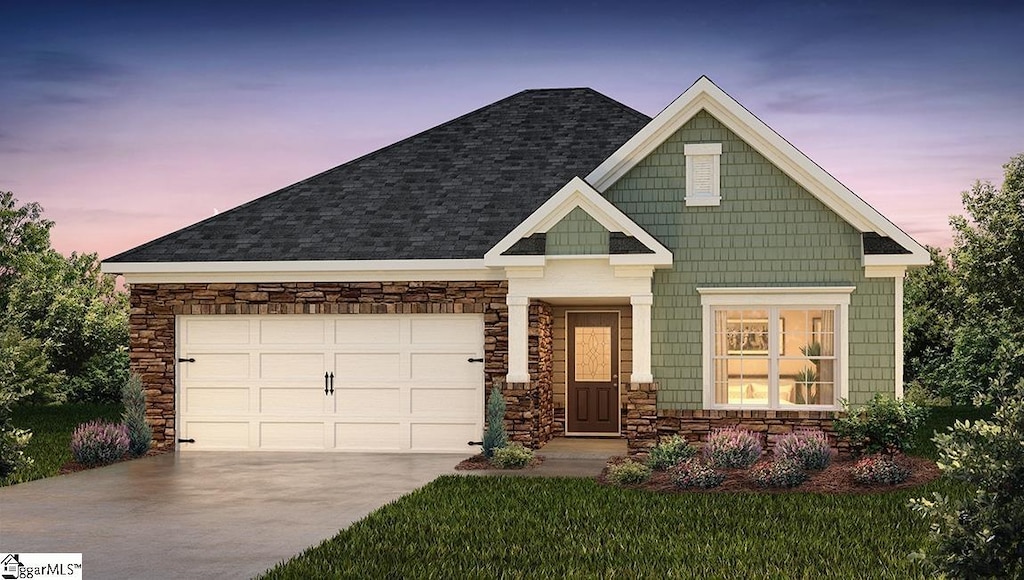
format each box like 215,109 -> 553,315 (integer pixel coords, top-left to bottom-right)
484,176 -> 672,267
586,76 -> 930,267
104,89 -> 650,264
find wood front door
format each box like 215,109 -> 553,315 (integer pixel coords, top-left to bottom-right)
566,311 -> 619,434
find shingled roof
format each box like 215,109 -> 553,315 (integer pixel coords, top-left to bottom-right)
105,89 -> 650,263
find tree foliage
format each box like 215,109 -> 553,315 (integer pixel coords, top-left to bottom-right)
904,153 -> 1024,402
903,246 -> 958,396
1,191 -> 53,313
0,192 -> 128,403
0,325 -> 39,480
911,374 -> 1024,578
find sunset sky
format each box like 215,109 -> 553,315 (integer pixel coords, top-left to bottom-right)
2,0 -> 1021,259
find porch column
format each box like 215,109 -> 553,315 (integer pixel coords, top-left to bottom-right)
506,295 -> 531,383
630,293 -> 654,383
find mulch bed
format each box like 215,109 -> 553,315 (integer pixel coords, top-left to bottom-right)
598,454 -> 941,494
58,447 -> 171,476
455,453 -> 546,471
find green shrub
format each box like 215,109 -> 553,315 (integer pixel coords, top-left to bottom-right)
481,382 -> 507,459
669,459 -> 725,489
70,420 -> 128,466
750,460 -> 808,488
850,455 -> 911,485
705,427 -> 762,469
1,325 -> 37,480
606,459 -> 651,485
774,430 -> 833,470
490,444 -> 534,469
833,394 -> 928,455
910,375 -> 1024,578
646,435 -> 697,471
61,350 -> 129,404
121,373 -> 151,457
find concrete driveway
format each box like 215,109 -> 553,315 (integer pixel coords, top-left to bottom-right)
0,452 -> 461,579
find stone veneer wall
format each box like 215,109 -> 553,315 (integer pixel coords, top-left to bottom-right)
504,301 -> 554,449
129,281 -> 509,448
624,382 -> 844,457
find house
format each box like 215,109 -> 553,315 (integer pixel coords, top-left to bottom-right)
101,77 -> 929,455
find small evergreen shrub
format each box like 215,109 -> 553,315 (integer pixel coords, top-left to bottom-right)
833,394 -> 928,455
490,444 -> 534,469
121,373 -> 151,457
669,459 -> 725,489
749,459 -> 808,488
606,459 -> 652,485
481,382 -> 507,459
70,420 -> 129,466
850,455 -> 911,485
774,430 -> 833,470
646,435 -> 697,470
705,427 -> 763,468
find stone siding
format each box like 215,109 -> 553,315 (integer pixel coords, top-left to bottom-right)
130,281 -> 509,448
503,301 -> 555,449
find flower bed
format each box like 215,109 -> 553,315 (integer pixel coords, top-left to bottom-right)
600,454 -> 938,494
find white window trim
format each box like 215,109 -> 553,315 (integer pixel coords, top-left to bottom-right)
684,143 -> 722,207
698,287 -> 853,411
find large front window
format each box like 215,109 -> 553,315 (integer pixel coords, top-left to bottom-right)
700,288 -> 852,410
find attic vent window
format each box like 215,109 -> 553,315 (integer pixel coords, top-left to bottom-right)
684,143 -> 722,206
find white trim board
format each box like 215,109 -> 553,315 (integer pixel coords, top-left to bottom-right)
101,259 -> 507,284
586,76 -> 929,268
699,287 -> 853,411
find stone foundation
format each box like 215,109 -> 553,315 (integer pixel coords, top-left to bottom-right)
624,382 -> 845,457
130,281 -> 509,448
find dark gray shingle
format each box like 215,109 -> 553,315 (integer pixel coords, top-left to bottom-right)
106,89 -> 650,263
863,232 -> 911,255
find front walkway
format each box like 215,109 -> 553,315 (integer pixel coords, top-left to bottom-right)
0,452 -> 460,579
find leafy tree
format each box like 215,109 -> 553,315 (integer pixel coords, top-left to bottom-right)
903,246 -> 958,398
911,373 -> 1024,578
940,153 -> 1024,400
1,191 -> 53,313
6,250 -> 128,403
1,192 -> 129,403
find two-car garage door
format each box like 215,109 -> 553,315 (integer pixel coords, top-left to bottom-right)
177,314 -> 484,452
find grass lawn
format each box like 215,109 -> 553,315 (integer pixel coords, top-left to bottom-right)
4,402 -> 122,486
261,406 -> 983,579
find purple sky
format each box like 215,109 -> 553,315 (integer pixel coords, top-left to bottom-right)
2,0 -> 1021,259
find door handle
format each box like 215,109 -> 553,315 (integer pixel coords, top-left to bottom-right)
324,372 -> 329,395
329,372 -> 335,395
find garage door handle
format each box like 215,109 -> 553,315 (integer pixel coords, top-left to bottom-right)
329,372 -> 335,395
324,372 -> 329,395
467,357 -> 484,363
178,357 -> 195,363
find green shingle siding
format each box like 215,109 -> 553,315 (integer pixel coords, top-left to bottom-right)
604,110 -> 895,410
545,207 -> 609,255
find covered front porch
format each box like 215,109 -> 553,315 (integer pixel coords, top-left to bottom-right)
500,261 -> 658,451
482,176 -> 672,451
